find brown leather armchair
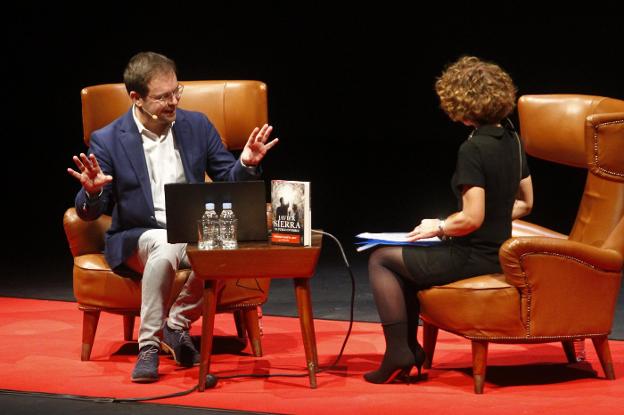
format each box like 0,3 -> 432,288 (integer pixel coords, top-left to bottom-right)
418,94 -> 624,393
64,81 -> 271,361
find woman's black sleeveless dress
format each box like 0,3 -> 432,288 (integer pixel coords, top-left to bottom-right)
402,125 -> 530,289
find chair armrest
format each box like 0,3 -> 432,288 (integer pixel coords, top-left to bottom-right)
499,236 -> 623,337
499,236 -> 623,288
63,208 -> 111,257
511,220 -> 567,239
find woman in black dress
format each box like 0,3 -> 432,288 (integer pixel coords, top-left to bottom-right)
364,56 -> 534,384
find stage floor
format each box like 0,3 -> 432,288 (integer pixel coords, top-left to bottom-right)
1,297 -> 623,415
2,242 -> 624,414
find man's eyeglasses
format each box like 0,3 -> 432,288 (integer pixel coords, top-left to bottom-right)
147,84 -> 184,104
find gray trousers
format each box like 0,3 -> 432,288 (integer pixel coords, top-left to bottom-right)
126,229 -> 204,349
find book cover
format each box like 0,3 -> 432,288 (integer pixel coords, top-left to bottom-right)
271,180 -> 311,246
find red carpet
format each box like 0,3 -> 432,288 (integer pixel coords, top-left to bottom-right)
1,297 -> 623,414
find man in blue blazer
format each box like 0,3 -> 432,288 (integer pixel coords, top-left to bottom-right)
67,52 -> 278,382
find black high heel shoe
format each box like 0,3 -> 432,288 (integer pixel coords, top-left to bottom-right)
411,343 -> 426,379
364,362 -> 415,384
364,322 -> 427,384
364,346 -> 427,384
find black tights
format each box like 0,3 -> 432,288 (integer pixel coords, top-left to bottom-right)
368,246 -> 421,350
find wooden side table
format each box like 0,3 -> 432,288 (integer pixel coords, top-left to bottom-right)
186,233 -> 322,391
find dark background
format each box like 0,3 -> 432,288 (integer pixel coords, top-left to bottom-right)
3,7 -> 623,273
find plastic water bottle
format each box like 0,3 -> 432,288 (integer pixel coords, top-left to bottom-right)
200,203 -> 220,250
219,202 -> 238,249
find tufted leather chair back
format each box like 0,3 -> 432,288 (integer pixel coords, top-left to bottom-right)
81,80 -> 268,150
519,95 -> 624,249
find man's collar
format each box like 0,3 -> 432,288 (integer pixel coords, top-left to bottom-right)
131,104 -> 175,139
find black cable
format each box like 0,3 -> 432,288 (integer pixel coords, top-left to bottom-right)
0,387 -> 197,403
109,386 -> 200,402
5,229 -> 356,403
310,229 -> 356,372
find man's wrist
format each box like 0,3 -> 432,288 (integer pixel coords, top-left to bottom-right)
240,159 -> 259,174
86,188 -> 103,200
240,159 -> 257,168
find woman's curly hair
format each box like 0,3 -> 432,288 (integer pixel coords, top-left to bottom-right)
435,56 -> 517,125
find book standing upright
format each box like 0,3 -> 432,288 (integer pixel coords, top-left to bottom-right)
270,180 -> 311,246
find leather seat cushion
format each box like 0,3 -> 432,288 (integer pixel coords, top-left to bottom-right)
218,278 -> 271,310
418,274 -> 527,340
73,254 -> 190,309
73,254 -> 270,310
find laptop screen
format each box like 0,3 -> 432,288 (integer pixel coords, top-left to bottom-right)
164,181 -> 267,243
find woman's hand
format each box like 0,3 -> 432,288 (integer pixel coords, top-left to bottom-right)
407,218 -> 444,241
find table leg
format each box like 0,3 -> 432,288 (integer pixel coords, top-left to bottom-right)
294,277 -> 318,388
198,279 -> 218,392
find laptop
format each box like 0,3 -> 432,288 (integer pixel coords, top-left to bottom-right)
165,181 -> 267,244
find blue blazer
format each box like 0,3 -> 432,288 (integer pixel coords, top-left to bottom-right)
75,108 -> 258,272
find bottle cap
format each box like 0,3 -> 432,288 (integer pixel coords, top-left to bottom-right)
222,202 -> 232,209
205,202 -> 215,210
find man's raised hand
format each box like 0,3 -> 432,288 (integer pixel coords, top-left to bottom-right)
67,153 -> 113,194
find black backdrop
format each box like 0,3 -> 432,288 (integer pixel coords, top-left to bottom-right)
4,7 -> 623,269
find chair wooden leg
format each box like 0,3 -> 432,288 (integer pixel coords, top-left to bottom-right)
561,340 -> 578,363
471,340 -> 489,394
242,307 -> 263,357
123,314 -> 135,341
81,309 -> 101,361
233,310 -> 246,339
592,335 -> 616,380
422,321 -> 438,369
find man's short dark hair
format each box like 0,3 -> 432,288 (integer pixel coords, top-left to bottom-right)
123,51 -> 177,96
